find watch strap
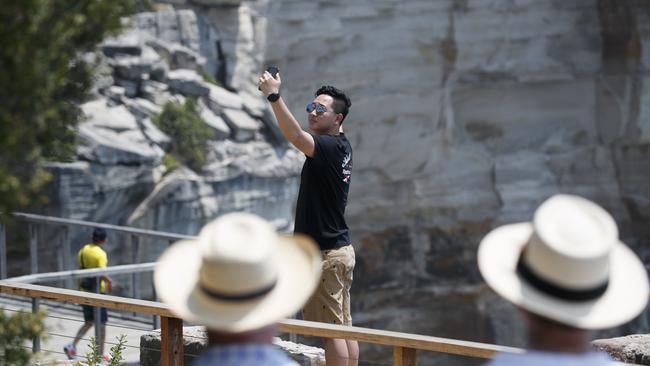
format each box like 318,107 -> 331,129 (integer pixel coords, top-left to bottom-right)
267,92 -> 280,102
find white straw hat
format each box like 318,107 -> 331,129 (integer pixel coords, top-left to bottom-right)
154,212 -> 322,333
478,194 -> 649,329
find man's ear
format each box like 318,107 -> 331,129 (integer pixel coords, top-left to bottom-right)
335,113 -> 344,124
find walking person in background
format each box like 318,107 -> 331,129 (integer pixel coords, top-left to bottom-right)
477,194 -> 649,366
154,212 -> 322,366
64,228 -> 113,362
259,69 -> 359,366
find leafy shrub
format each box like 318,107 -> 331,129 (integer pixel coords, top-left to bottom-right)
162,153 -> 180,173
0,308 -> 46,365
153,99 -> 213,172
73,334 -> 128,366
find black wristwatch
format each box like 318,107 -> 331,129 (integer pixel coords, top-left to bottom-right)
267,92 -> 280,102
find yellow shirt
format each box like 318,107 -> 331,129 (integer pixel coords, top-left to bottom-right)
78,243 -> 108,293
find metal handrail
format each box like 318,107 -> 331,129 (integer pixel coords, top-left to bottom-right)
4,262 -> 156,284
12,212 -> 195,241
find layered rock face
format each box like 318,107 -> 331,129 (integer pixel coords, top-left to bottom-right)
39,1 -> 650,365
40,8 -> 302,276
171,1 -> 650,365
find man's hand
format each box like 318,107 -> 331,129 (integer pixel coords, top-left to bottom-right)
103,276 -> 113,293
258,70 -> 281,96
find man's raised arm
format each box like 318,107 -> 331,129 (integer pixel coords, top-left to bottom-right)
258,71 -> 315,157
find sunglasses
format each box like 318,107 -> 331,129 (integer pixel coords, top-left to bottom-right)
306,102 -> 328,115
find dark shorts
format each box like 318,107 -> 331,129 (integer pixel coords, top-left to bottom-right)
82,305 -> 108,324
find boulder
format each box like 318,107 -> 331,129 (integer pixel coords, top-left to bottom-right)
147,38 -> 206,71
111,56 -> 154,81
142,79 -> 171,105
78,99 -> 165,165
106,86 -> 126,103
139,326 -> 324,366
198,99 -> 230,139
166,69 -> 210,96
189,0 -> 242,6
221,108 -> 259,141
113,78 -> 139,98
122,97 -> 163,120
139,118 -> 171,148
102,31 -> 142,57
593,335 -> 650,365
205,83 -> 244,111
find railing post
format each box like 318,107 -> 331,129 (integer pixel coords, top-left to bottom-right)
94,276 -> 101,343
32,298 -> 41,353
152,282 -> 160,330
0,221 -> 6,279
29,224 -> 38,275
61,226 -> 72,289
161,316 -> 183,366
131,235 -> 140,302
393,346 -> 417,366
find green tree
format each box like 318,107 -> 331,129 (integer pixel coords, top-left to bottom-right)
0,309 -> 46,365
154,99 -> 214,172
0,0 -> 137,217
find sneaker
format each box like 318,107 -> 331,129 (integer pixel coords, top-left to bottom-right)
63,343 -> 77,360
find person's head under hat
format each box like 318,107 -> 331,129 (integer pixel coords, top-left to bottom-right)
478,194 -> 649,354
154,212 -> 321,346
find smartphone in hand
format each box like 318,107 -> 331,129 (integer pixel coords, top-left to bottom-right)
259,66 -> 279,90
266,66 -> 279,79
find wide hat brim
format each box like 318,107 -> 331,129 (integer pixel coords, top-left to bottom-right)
478,223 -> 649,329
154,235 -> 321,333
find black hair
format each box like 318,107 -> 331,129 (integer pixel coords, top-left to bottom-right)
92,228 -> 107,243
315,85 -> 351,123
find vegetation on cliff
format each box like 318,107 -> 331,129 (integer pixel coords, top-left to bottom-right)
153,99 -> 214,172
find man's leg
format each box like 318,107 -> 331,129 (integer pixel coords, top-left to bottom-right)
64,321 -> 91,359
341,245 -> 358,366
75,305 -> 96,347
302,246 -> 358,366
325,338 -> 351,366
99,324 -> 106,355
345,340 -> 359,366
73,321 -> 93,346
99,307 -> 108,356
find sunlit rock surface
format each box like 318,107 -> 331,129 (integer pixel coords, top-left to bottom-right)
36,1 -> 650,365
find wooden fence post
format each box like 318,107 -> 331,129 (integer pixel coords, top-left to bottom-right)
393,346 -> 417,366
161,316 -> 183,366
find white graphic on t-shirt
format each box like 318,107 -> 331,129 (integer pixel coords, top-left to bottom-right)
341,152 -> 351,183
341,153 -> 351,168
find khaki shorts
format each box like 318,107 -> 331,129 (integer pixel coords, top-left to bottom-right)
302,245 -> 355,326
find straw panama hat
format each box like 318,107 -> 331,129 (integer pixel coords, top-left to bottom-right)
154,212 -> 322,333
478,194 -> 649,329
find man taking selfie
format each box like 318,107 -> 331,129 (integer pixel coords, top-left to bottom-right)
259,69 -> 358,366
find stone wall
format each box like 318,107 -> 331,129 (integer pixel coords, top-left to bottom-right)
30,1 -> 650,365
186,1 -> 650,365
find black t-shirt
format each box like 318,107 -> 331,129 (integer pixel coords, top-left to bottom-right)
294,133 -> 352,250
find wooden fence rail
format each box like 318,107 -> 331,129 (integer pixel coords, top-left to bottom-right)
0,281 -> 524,366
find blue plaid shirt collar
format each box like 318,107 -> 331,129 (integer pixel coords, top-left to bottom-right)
191,343 -> 298,366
